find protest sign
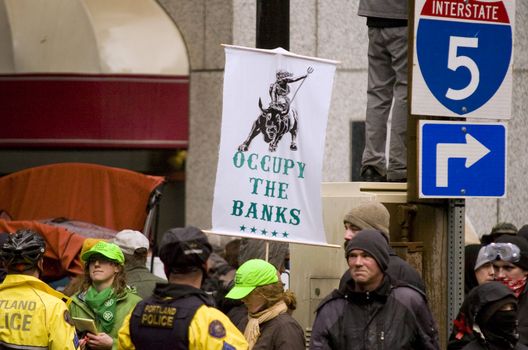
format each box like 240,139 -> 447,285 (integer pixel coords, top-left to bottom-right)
212,45 -> 337,246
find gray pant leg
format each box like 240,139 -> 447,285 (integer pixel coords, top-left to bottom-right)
361,27 -> 396,177
386,26 -> 408,181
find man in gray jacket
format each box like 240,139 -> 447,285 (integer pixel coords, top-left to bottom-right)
310,230 -> 439,349
359,0 -> 409,182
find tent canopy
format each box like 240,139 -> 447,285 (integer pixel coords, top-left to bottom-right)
0,162 -> 165,279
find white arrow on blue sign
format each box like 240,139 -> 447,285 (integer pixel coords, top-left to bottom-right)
419,121 -> 507,198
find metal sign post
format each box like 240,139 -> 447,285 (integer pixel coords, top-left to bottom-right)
447,199 -> 465,334
409,0 -> 515,343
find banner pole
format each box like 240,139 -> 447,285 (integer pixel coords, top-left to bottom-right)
265,240 -> 270,262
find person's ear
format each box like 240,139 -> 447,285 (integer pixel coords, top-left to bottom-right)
37,258 -> 44,272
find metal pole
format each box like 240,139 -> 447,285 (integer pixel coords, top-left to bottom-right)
256,0 -> 289,265
256,0 -> 289,50
447,199 -> 465,335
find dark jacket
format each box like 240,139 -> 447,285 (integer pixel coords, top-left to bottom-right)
519,285 -> 528,345
129,283 -> 212,350
310,275 -> 439,350
227,303 -> 249,330
339,249 -> 426,293
449,281 -> 524,350
233,311 -> 305,350
462,341 -> 528,350
118,283 -> 248,350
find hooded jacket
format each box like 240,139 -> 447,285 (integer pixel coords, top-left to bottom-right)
449,282 -> 528,350
310,274 -> 439,350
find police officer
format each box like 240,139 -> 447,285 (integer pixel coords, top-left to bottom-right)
117,226 -> 248,350
0,229 -> 79,350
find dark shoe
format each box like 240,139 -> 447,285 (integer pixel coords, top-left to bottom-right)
361,166 -> 386,182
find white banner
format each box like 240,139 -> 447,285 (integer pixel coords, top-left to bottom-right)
211,45 -> 337,246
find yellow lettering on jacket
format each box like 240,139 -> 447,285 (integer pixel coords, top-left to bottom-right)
140,305 -> 177,328
0,313 -> 32,331
0,300 -> 37,311
143,305 -> 177,315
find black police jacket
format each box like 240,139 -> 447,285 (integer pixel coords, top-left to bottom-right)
129,283 -> 214,350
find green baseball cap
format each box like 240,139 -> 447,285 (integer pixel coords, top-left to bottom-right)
225,259 -> 279,299
81,241 -> 125,265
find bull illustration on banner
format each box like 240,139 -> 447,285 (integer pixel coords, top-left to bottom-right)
238,67 -> 314,152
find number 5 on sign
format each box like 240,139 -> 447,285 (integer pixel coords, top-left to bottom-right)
413,0 -> 514,118
446,36 -> 479,101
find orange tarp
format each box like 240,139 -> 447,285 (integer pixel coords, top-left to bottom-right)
0,219 -> 85,280
0,163 -> 165,231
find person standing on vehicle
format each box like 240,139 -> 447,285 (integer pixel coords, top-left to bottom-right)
117,226 -> 248,350
359,0 -> 409,182
339,200 -> 425,292
0,229 -> 79,350
113,229 -> 166,299
70,241 -> 141,350
310,229 -> 439,349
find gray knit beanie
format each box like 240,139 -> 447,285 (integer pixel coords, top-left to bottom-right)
345,229 -> 390,271
343,201 -> 390,239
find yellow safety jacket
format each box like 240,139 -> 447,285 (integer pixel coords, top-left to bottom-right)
0,274 -> 78,350
118,304 -> 248,350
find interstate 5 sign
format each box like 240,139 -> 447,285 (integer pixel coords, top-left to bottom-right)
419,121 -> 507,198
412,0 -> 515,119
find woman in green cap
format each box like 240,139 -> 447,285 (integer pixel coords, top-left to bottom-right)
69,241 -> 141,350
225,258 -> 305,350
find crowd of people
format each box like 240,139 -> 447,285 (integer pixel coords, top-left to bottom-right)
1,206 -> 528,349
450,223 -> 528,349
